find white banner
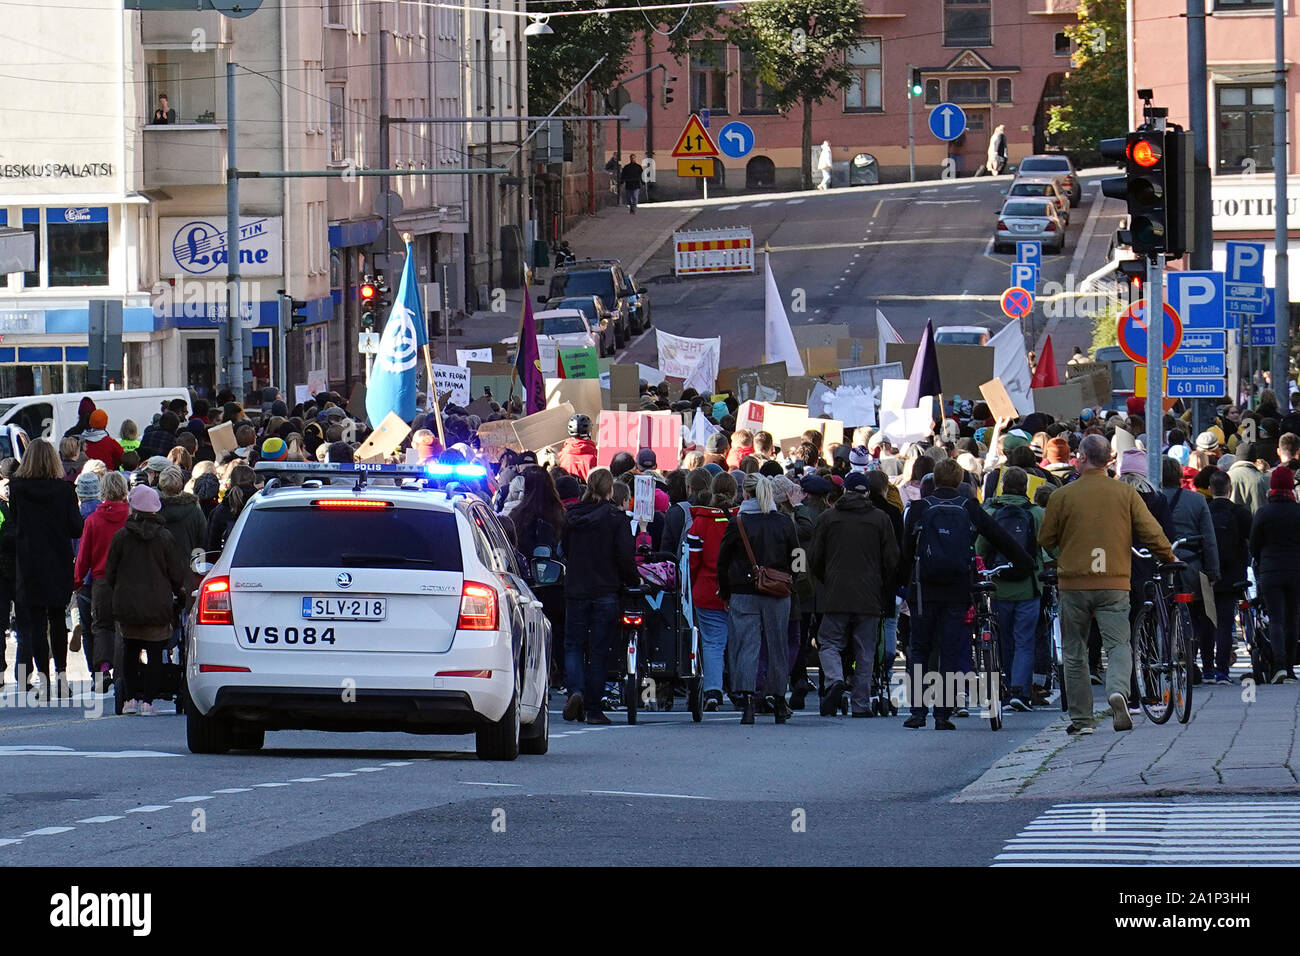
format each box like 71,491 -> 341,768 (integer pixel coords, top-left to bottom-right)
456,347 -> 492,366
656,330 -> 720,380
433,363 -> 471,406
160,216 -> 284,278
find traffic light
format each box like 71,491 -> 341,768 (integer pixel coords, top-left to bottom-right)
1100,130 -> 1166,257
1163,129 -> 1195,260
360,278 -> 377,330
277,291 -> 308,329
910,68 -> 923,97
661,74 -> 676,108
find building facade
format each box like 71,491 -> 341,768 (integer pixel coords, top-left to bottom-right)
608,0 -> 1080,197
0,0 -> 526,403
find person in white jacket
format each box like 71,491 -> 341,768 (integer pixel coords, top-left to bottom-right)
817,141 -> 833,190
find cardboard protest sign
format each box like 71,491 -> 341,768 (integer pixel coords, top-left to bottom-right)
1030,380 -> 1087,420
595,409 -> 681,467
355,412 -> 410,463
464,396 -> 496,419
879,378 -> 910,413
607,364 -> 641,410
735,362 -> 787,403
839,362 -> 904,392
1065,362 -> 1113,408
715,366 -> 739,394
208,421 -> 237,456
456,347 -> 493,366
512,402 -> 575,452
538,341 -> 559,378
546,377 -> 602,424
793,323 -> 850,352
294,385 -> 310,405
799,346 -> 839,377
633,474 -> 655,524
467,362 -> 518,404
836,337 -> 875,366
784,376 -> 816,405
993,467 -> 1047,502
979,377 -> 1019,422
639,409 -> 683,468
475,419 -> 523,461
636,363 -> 667,386
432,363 -> 471,406
736,401 -> 842,447
822,386 -> 875,427
347,379 -> 367,422
559,347 -> 599,379
885,343 -> 995,401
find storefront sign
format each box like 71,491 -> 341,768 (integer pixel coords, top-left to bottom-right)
1211,178 -> 1300,232
160,216 -> 284,278
0,163 -> 114,180
0,311 -> 45,335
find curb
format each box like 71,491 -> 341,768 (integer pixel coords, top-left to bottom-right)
626,207 -> 702,277
951,714 -> 1073,802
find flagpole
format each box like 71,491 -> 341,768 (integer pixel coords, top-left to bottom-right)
405,232 -> 446,448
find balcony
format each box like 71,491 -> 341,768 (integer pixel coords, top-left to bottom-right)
142,124 -> 227,188
141,10 -> 229,48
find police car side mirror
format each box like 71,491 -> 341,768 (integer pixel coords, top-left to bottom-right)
531,558 -> 565,586
190,549 -> 218,575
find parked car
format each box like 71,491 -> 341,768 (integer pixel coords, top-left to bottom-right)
504,308 -> 609,358
622,268 -> 652,334
1013,154 -> 1081,206
543,259 -> 646,346
994,198 -> 1067,255
1005,177 -> 1070,225
0,387 -> 193,443
543,295 -> 618,357
934,326 -> 991,346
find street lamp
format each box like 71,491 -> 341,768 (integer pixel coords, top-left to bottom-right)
524,16 -> 553,36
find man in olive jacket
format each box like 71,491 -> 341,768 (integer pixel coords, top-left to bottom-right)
1038,434 -> 1174,735
810,472 -> 900,716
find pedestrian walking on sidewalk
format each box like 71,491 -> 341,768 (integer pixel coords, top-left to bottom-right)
1249,467 -> 1300,683
620,154 -> 644,214
1037,434 -> 1174,735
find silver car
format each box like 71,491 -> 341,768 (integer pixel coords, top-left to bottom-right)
1013,154 -> 1081,206
1005,176 -> 1070,225
994,198 -> 1066,254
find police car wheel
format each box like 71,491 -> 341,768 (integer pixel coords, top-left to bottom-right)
186,706 -> 233,755
476,669 -> 522,761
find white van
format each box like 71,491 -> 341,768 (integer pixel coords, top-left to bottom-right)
0,387 -> 193,445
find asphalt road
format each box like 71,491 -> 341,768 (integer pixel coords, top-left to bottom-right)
0,685 -> 1061,866
621,173 -> 1123,368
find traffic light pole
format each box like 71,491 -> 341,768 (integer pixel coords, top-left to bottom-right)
1273,0 -> 1290,396
225,61 -> 246,398
906,63 -> 916,183
1146,253 -> 1166,486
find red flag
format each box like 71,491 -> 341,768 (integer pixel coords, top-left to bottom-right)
1031,335 -> 1060,388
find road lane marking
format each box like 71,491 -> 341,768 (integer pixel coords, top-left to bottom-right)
752,202 -> 772,207
786,198 -> 804,204
871,199 -> 883,218
461,781 -> 523,787
76,816 -> 123,824
253,782 -> 292,788
212,787 -> 254,793
172,796 -> 213,803
321,772 -> 356,778
125,805 -> 170,813
381,761 -> 413,767
718,204 -> 740,211
289,777 -> 326,783
587,790 -> 714,800
0,839 -> 22,847
25,826 -> 74,836
351,767 -> 386,773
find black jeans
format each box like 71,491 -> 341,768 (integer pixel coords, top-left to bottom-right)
124,639 -> 164,703
22,603 -> 67,677
1197,594 -> 1239,677
1259,573 -> 1300,674
565,595 -> 619,710
906,602 -> 971,721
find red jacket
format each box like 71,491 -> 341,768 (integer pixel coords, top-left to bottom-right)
686,505 -> 734,610
73,499 -> 129,584
726,445 -> 754,469
84,435 -> 123,471
556,437 -> 597,480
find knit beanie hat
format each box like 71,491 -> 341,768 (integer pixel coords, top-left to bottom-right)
88,409 -> 108,430
261,437 -> 287,461
75,472 -> 101,499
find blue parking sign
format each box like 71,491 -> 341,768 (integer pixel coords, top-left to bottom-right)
1017,242 -> 1041,270
1166,271 -> 1225,330
1011,262 -> 1038,293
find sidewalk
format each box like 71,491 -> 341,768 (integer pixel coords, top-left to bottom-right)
438,203 -> 700,361
957,680 -> 1300,802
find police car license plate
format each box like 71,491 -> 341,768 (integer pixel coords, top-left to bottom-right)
301,597 -> 387,621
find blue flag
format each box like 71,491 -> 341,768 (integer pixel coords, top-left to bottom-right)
365,242 -> 426,426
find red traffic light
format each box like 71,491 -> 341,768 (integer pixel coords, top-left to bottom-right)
360,283 -> 377,301
1129,138 -> 1161,167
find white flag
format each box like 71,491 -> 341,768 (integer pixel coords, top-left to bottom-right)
764,255 -> 806,376
683,349 -> 717,394
876,309 -> 904,365
986,322 -> 1035,415
689,408 -> 720,447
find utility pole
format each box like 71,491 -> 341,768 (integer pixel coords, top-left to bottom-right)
1273,0 -> 1291,395
906,63 -> 916,183
225,61 -> 246,397
1145,109 -> 1169,487
1187,0 -> 1213,270
484,3 -> 495,290
380,30 -> 390,271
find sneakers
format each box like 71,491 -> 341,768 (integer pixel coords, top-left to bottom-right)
121,698 -> 140,715
584,711 -> 612,725
1109,692 -> 1133,732
1215,672 -> 1234,686
1008,697 -> 1032,713
562,692 -> 584,722
703,690 -> 721,712
934,719 -> 956,730
1270,669 -> 1289,685
903,714 -> 927,729
820,679 -> 847,717
139,701 -> 157,716
1066,723 -> 1095,735
1089,671 -> 1104,686
954,705 -> 970,718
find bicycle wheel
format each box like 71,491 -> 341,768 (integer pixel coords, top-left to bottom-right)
978,624 -> 1002,731
1049,609 -> 1067,713
1133,605 -> 1172,725
1172,606 -> 1193,724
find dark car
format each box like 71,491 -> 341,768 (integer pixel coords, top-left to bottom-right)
543,259 -> 649,346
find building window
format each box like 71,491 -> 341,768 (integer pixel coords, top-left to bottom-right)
967,111 -> 986,132
21,209 -> 40,288
740,49 -> 779,113
689,41 -> 727,114
945,0 -> 992,47
328,86 -> 346,164
1054,32 -> 1071,56
1213,0 -> 1274,10
146,50 -> 220,123
1216,84 -> 1275,173
947,78 -> 990,103
844,38 -> 882,111
996,78 -> 1012,102
326,0 -> 344,26
45,207 -> 109,288
925,79 -> 941,104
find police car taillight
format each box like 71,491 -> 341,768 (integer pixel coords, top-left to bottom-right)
311,499 -> 393,510
198,577 -> 233,625
457,582 -> 498,630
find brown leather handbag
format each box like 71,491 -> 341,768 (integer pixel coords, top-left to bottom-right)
736,515 -> 792,599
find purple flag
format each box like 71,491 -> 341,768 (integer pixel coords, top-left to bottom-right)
515,295 -> 546,415
903,319 -> 943,409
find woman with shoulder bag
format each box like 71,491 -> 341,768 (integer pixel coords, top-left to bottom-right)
715,473 -> 798,725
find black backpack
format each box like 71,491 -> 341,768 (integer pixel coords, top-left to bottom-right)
988,501 -> 1036,581
1209,500 -> 1243,580
915,496 -> 975,585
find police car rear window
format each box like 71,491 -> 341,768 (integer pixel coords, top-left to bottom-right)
231,507 -> 463,571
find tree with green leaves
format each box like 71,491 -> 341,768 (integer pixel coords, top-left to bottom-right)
1046,0 -> 1127,164
728,0 -> 863,189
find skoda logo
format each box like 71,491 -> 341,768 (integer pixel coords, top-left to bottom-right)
336,572 -> 353,589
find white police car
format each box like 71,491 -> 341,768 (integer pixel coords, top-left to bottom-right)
184,462 -> 552,760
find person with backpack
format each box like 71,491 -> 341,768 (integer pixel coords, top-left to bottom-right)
686,471 -> 738,711
1204,469 -> 1251,684
1038,434 -> 1175,735
901,458 -> 1032,730
976,466 -> 1045,712
557,414 -> 598,480
809,471 -> 899,717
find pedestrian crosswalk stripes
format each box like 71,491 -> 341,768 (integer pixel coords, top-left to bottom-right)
995,802 -> 1300,865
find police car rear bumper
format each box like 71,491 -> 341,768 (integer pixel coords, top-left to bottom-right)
206,686 -> 488,734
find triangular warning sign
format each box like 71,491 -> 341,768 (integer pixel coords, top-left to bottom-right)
671,114 -> 719,158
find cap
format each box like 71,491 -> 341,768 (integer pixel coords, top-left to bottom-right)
270,400 -> 289,417
1002,429 -> 1031,451
75,472 -> 101,499
829,474 -> 844,489
192,472 -> 220,501
705,432 -> 728,454
842,471 -> 871,493
799,474 -> 833,495
145,455 -> 171,473
712,401 -> 729,421
742,472 -> 760,494
653,488 -> 670,513
127,484 -> 162,514
260,437 -> 286,461
1168,444 -> 1190,467
1118,448 -> 1147,477
636,448 -> 657,470
88,409 -> 108,430
702,462 -> 724,477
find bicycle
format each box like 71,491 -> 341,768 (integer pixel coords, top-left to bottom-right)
1235,570 -> 1274,684
1131,537 -> 1195,725
1038,564 -> 1066,712
971,563 -> 1014,731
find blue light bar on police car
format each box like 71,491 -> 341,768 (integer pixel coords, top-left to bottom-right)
253,461 -> 485,480
425,463 -> 487,480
